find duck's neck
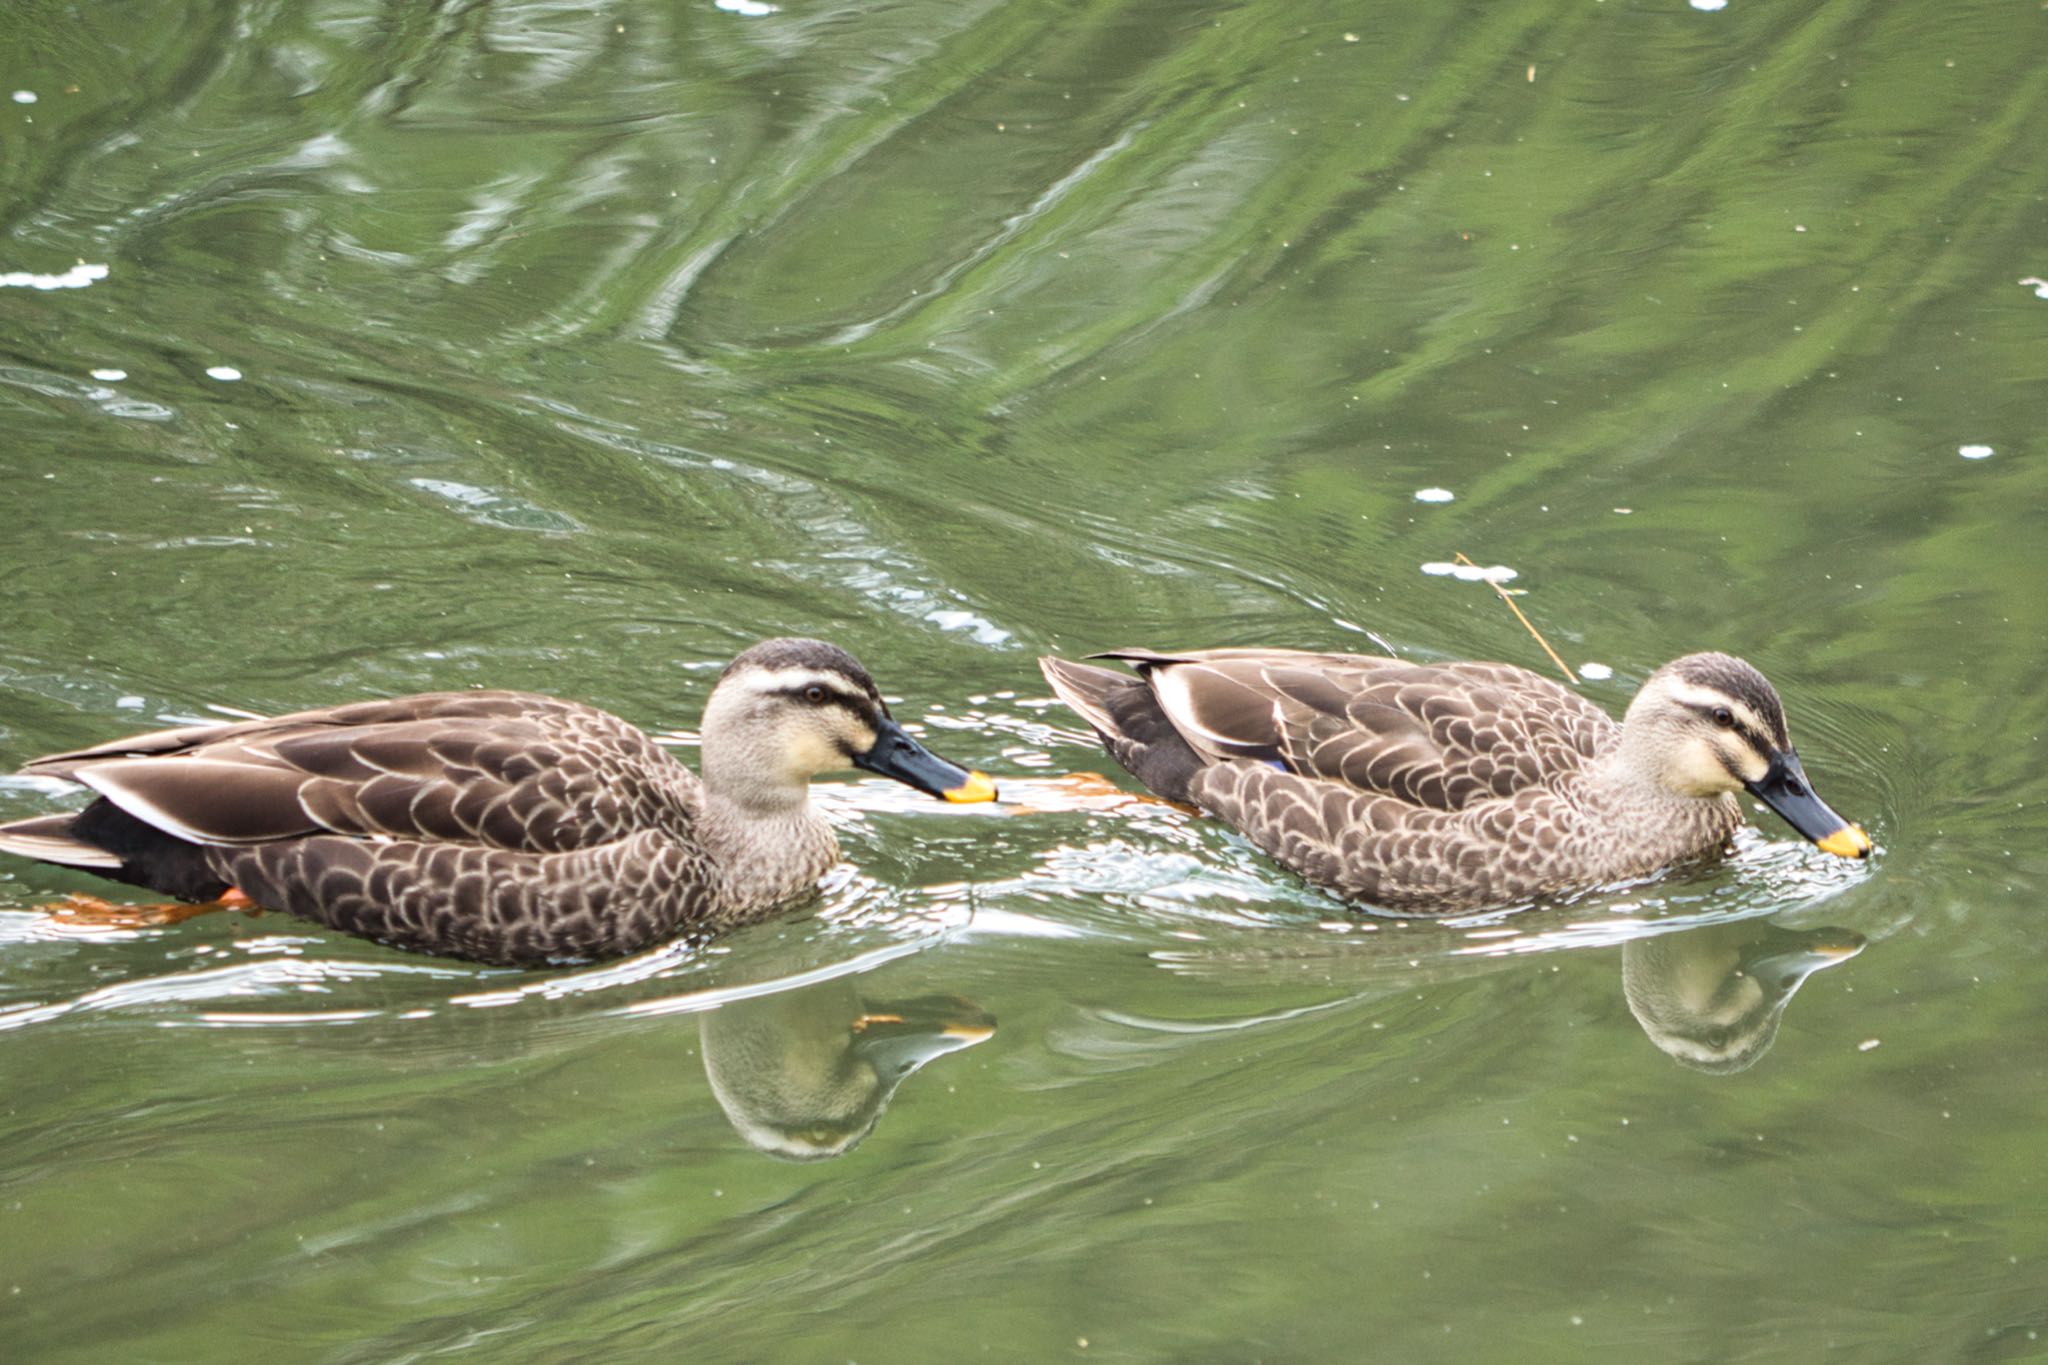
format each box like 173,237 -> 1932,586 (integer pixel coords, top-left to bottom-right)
1578,741 -> 1743,871
697,786 -> 841,915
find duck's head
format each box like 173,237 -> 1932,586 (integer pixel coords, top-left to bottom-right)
700,637 -> 996,809
1621,653 -> 1870,859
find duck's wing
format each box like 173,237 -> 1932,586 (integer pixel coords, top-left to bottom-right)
22,691 -> 698,854
1095,649 -> 1614,811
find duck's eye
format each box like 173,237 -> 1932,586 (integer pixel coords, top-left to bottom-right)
1711,706 -> 1735,729
802,684 -> 829,705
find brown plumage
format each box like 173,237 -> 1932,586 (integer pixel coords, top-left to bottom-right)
0,639 -> 995,966
1039,647 -> 1869,914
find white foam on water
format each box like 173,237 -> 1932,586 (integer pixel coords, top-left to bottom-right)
0,262 -> 107,290
1420,561 -> 1518,583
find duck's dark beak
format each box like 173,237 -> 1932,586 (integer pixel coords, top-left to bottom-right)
1745,749 -> 1870,859
854,717 -> 997,803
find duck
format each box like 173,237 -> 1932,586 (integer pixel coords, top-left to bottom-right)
1038,647 -> 1870,914
0,638 -> 996,966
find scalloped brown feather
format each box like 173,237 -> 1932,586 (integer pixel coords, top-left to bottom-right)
1042,649 -> 1741,913
49,693 -> 700,853
2,691 -> 815,965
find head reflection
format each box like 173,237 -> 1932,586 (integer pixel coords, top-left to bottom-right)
700,980 -> 993,1160
1622,917 -> 1863,1074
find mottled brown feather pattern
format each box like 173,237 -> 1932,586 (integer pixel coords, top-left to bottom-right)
16,692 -> 746,962
218,828 -> 731,963
1045,648 -> 1748,913
1186,760 -> 1737,911
0,639 -> 960,966
57,693 -> 701,855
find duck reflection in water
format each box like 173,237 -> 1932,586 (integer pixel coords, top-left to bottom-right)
1622,916 -> 1863,1074
700,980 -> 994,1160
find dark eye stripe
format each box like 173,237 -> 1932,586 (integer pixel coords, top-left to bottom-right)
1686,702 -> 1773,757
778,685 -> 873,723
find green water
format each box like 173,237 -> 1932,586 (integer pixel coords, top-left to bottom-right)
3,0 -> 2045,1358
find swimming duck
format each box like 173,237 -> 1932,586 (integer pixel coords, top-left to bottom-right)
0,638 -> 996,965
1038,648 -> 1869,913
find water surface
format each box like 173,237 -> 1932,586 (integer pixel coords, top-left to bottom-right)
3,1 -> 2046,1359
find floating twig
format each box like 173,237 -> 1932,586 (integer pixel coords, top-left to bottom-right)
1455,552 -> 1575,686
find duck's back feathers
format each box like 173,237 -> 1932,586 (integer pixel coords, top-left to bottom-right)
30,691 -> 700,856
1081,649 -> 1615,811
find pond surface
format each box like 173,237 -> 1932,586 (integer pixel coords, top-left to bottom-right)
3,0 -> 2045,1359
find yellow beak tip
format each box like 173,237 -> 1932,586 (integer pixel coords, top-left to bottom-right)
943,771 -> 999,804
1815,824 -> 1873,859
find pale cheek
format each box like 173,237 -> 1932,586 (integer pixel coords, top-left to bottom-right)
787,731 -> 848,777
1673,744 -> 1741,797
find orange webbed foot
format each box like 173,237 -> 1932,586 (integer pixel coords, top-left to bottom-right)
999,771 -> 1201,816
41,889 -> 260,929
